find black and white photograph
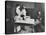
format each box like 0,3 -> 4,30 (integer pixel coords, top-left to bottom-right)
5,1 -> 45,34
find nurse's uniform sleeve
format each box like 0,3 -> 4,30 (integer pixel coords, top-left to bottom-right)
23,9 -> 26,16
16,6 -> 20,15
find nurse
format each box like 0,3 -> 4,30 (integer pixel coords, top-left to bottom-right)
16,4 -> 26,20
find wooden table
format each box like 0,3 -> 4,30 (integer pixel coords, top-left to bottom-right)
14,19 -> 41,33
14,19 -> 35,33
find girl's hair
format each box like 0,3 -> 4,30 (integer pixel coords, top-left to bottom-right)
19,4 -> 24,11
16,4 -> 20,7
